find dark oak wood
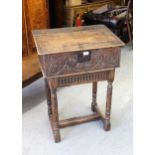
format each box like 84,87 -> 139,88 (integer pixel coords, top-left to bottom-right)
50,88 -> 61,143
104,69 -> 115,131
33,25 -> 124,142
92,82 -> 98,112
45,79 -> 52,115
39,48 -> 120,77
56,70 -> 111,87
59,114 -> 101,128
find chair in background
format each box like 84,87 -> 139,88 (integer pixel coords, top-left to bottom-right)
84,0 -> 133,43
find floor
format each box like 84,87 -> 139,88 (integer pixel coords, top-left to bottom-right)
22,44 -> 133,155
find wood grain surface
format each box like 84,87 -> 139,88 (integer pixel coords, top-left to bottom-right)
39,48 -> 120,77
32,25 -> 124,142
33,25 -> 125,55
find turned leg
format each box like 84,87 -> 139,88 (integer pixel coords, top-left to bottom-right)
91,82 -> 97,112
104,81 -> 113,131
50,88 -> 61,143
44,79 -> 52,116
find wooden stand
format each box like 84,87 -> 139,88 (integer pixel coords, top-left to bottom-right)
32,25 -> 124,143
45,69 -> 115,143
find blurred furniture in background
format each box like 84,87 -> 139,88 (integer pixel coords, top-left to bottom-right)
65,0 -> 82,6
84,0 -> 133,42
22,0 -> 50,87
49,0 -> 65,28
65,0 -> 115,26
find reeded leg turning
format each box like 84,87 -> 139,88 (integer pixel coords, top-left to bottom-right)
104,81 -> 113,131
91,82 -> 98,112
44,79 -> 52,116
50,88 -> 61,142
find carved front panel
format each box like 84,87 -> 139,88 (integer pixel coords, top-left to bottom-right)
39,48 -> 120,77
57,70 -> 110,87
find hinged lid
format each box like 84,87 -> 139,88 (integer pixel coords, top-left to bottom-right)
32,25 -> 125,55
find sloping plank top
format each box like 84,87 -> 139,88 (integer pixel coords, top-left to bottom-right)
32,25 -> 125,55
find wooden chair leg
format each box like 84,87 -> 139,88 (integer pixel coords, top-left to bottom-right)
104,81 -> 113,131
50,88 -> 61,143
44,79 -> 52,116
91,82 -> 97,112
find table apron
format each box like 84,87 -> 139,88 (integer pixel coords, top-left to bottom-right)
47,69 -> 115,88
